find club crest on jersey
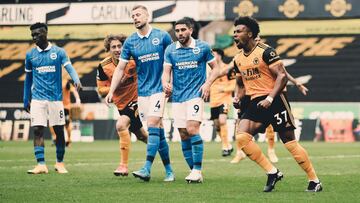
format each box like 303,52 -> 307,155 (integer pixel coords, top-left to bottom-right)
253,57 -> 259,65
152,38 -> 160,45
193,47 -> 200,55
50,53 -> 57,60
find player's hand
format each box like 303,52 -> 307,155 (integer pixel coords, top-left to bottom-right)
257,99 -> 271,109
163,82 -> 172,98
296,84 -> 308,96
105,92 -> 113,106
199,82 -> 211,100
74,82 -> 83,91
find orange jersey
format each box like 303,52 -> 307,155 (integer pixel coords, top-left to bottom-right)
234,43 -> 282,99
210,63 -> 235,107
96,56 -> 138,110
62,81 -> 73,110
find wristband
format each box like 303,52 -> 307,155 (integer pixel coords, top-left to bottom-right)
265,96 -> 273,103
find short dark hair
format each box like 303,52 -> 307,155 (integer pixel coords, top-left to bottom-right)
175,17 -> 193,29
104,34 -> 127,52
212,48 -> 224,59
234,17 -> 259,39
132,5 -> 148,11
30,22 -> 48,31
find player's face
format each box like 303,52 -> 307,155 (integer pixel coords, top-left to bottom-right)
175,24 -> 193,45
131,8 -> 148,29
31,27 -> 47,47
109,40 -> 122,59
233,25 -> 251,49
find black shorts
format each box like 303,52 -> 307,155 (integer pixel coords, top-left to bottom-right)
118,102 -> 143,133
237,95 -> 251,119
241,93 -> 296,133
64,109 -> 70,125
210,104 -> 229,120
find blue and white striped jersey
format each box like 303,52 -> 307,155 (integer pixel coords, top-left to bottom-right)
164,38 -> 215,103
120,27 -> 172,96
25,43 -> 71,101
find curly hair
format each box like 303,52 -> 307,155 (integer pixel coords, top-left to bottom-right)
103,34 -> 127,52
233,17 -> 260,39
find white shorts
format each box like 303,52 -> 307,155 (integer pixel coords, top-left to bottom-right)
172,97 -> 204,128
138,92 -> 166,122
30,100 -> 65,127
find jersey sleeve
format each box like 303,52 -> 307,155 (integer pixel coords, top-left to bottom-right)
204,43 -> 215,63
96,64 -> 109,81
163,32 -> 173,49
164,46 -> 172,67
262,47 -> 281,66
120,38 -> 132,62
25,52 -> 32,72
59,48 -> 71,67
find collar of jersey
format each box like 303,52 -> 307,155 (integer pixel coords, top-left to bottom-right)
176,37 -> 195,49
36,42 -> 52,52
136,26 -> 153,39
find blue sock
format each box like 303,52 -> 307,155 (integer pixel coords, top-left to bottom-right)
158,128 -> 173,173
181,138 -> 193,169
34,146 -> 45,164
191,134 -> 203,170
144,127 -> 160,173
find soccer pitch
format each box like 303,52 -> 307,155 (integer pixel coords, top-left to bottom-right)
1,141 -> 359,202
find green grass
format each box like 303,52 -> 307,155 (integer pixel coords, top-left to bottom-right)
1,141 -> 359,202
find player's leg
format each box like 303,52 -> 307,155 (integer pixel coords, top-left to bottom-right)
230,118 -> 246,163
27,100 -> 48,174
184,98 -> 204,183
219,105 -> 232,156
266,125 -> 278,163
210,107 -> 221,151
280,130 -> 322,192
114,115 -> 131,176
64,109 -> 71,147
49,101 -> 67,174
49,126 -> 56,146
148,93 -> 174,180
236,119 -> 282,192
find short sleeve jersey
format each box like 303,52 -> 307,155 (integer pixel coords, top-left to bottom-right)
25,43 -> 70,101
233,43 -> 282,99
164,39 -> 215,103
120,27 -> 172,97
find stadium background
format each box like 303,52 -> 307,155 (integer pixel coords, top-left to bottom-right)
0,0 -> 359,143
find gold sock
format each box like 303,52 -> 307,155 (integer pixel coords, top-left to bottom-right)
118,130 -> 131,166
243,140 -> 274,172
220,124 -> 230,149
285,140 -> 318,180
236,132 -> 274,172
266,125 -> 275,150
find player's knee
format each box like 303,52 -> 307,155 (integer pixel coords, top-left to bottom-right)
116,120 -> 129,131
235,132 -> 253,148
186,125 -> 199,136
147,116 -> 161,128
33,126 -> 44,137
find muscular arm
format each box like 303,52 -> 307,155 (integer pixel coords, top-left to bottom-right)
200,60 -> 221,100
268,62 -> 288,99
285,68 -> 308,95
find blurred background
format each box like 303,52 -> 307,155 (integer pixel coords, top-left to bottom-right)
0,0 -> 359,143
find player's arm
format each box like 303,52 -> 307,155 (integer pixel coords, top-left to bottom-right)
105,60 -> 127,104
69,84 -> 81,105
233,75 -> 246,109
96,63 -> 111,98
284,68 -> 308,95
258,47 -> 287,109
60,49 -> 81,91
162,64 -> 172,98
23,54 -> 33,112
162,46 -> 173,97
